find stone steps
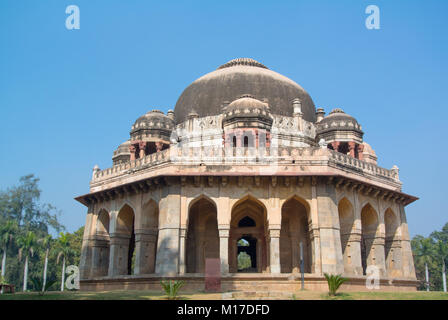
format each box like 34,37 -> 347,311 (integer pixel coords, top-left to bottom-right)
222,291 -> 293,300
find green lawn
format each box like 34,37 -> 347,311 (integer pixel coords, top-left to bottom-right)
0,290 -> 447,300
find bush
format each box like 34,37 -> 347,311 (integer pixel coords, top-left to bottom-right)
160,280 -> 185,300
324,273 -> 348,296
30,277 -> 56,295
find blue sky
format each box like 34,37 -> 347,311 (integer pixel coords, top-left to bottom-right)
0,0 -> 447,237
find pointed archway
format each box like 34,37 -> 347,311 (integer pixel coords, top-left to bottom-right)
186,197 -> 219,273
229,196 -> 268,273
116,204 -> 135,275
280,197 -> 312,273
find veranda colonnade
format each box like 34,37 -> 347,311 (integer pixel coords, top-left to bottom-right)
82,186 -> 411,279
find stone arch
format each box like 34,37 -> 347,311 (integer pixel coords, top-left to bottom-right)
97,209 -> 110,235
186,196 -> 219,273
384,208 -> 402,276
280,195 -> 311,219
280,196 -> 312,273
115,204 -> 136,275
229,195 -> 268,273
338,197 -> 360,275
360,203 -> 379,275
186,194 -> 217,226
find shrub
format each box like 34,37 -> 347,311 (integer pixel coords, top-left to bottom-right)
160,280 -> 185,300
30,277 -> 56,296
324,273 -> 348,296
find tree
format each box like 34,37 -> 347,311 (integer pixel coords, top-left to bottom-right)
412,236 -> 435,291
38,234 -> 52,293
17,231 -> 37,291
0,174 -> 64,233
434,240 -> 447,292
56,232 -> 75,291
0,220 -> 18,293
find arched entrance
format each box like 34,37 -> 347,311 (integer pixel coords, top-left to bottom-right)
338,197 -> 361,275
186,197 -> 219,273
116,204 -> 135,275
229,196 -> 268,273
361,203 -> 379,275
280,197 -> 312,273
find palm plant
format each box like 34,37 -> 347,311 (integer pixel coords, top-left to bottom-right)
38,234 -> 52,293
324,273 -> 348,296
30,276 -> 56,296
435,240 -> 447,292
160,280 -> 185,300
0,220 -> 18,294
17,231 -> 37,292
414,237 -> 434,291
56,232 -> 74,292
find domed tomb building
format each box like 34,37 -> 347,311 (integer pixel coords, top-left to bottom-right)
76,58 -> 418,291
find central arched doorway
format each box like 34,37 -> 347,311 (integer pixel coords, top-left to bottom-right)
185,197 -> 219,273
280,197 -> 312,273
115,204 -> 135,275
229,196 -> 268,273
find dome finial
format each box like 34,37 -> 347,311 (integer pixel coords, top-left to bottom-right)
218,58 -> 268,70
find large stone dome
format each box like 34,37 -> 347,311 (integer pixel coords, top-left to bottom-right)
174,58 -> 316,124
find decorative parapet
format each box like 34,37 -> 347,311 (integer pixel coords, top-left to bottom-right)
90,146 -> 401,190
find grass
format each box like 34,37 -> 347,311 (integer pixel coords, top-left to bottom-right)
0,290 -> 447,300
0,290 -> 222,300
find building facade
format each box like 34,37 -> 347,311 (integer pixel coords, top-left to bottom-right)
76,58 -> 418,291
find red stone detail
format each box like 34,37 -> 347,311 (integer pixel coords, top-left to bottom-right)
357,144 -> 364,160
205,258 -> 221,292
348,141 -> 356,158
331,141 -> 340,152
129,145 -> 136,161
155,142 -> 163,152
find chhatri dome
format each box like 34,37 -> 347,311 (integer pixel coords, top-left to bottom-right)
174,58 -> 316,124
76,57 -> 418,293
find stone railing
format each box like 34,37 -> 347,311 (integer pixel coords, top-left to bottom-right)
92,145 -> 398,184
327,149 -> 398,181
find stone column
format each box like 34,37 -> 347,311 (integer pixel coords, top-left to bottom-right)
218,227 -> 230,274
342,231 -> 363,275
155,185 -> 181,275
79,205 -> 94,280
269,228 -> 281,274
357,144 -> 364,160
364,235 -> 387,277
398,204 -> 416,279
129,145 -> 136,161
90,237 -> 110,277
134,229 -> 158,275
348,142 -> 356,158
316,182 -> 345,274
385,237 -> 403,278
108,232 -> 131,276
230,238 -> 238,273
331,141 -> 340,152
178,228 -> 186,274
139,141 -> 147,158
155,141 -> 163,152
